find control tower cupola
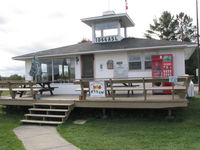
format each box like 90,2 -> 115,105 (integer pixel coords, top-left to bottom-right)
81,11 -> 135,44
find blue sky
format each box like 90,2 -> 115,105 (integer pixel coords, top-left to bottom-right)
0,0 -> 197,76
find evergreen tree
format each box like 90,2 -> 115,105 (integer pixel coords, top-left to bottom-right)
175,12 -> 196,42
144,11 -> 177,40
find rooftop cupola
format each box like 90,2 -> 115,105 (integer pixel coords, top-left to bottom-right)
81,11 -> 135,43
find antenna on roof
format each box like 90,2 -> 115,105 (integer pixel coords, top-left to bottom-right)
125,0 -> 128,12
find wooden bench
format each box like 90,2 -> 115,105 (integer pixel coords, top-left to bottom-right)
0,81 -> 42,100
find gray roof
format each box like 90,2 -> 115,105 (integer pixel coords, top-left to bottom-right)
81,13 -> 135,27
13,38 -> 196,60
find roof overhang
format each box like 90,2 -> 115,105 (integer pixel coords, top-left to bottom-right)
13,44 -> 196,61
81,13 -> 135,28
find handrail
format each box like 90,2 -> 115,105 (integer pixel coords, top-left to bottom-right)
76,76 -> 191,100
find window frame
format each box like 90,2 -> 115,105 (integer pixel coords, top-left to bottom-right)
144,55 -> 152,70
128,53 -> 142,70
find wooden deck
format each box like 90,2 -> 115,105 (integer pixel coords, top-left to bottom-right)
0,94 -> 188,109
0,76 -> 191,109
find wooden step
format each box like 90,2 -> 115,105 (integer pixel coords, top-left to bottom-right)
25,114 -> 66,118
34,103 -> 73,106
29,108 -> 69,112
21,120 -> 62,125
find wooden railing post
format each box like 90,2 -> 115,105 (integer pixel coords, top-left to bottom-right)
28,81 -> 35,99
80,79 -> 87,100
109,79 -> 115,100
8,82 -> 15,99
143,78 -> 147,101
185,77 -> 190,97
172,82 -> 175,100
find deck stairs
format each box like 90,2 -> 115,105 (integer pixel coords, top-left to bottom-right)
21,102 -> 74,125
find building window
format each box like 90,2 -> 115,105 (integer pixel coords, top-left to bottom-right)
145,55 -> 152,69
128,54 -> 141,70
53,58 -> 75,83
40,59 -> 52,82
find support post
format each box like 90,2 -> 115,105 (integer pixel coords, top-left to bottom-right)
196,0 -> 200,93
28,81 -> 35,99
80,79 -> 85,100
172,82 -> 175,100
110,79 -> 115,100
168,109 -> 172,117
143,78 -> 147,101
8,82 -> 15,99
102,108 -> 107,119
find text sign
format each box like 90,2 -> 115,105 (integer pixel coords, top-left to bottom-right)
89,81 -> 106,97
169,76 -> 177,83
95,35 -> 122,43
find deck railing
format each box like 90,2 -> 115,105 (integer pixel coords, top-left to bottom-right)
0,81 -> 40,99
75,76 -> 192,101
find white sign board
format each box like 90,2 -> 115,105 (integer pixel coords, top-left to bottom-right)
89,81 -> 106,97
169,76 -> 177,83
114,64 -> 128,78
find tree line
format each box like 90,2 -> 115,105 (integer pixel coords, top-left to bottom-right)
0,74 -> 25,81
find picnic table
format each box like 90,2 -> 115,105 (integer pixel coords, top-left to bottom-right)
37,81 -> 57,95
0,81 -> 41,99
19,81 -> 58,97
0,81 -> 58,100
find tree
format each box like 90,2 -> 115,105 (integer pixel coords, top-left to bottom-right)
175,12 -> 196,42
145,11 -> 196,42
144,11 -> 177,40
8,74 -> 24,80
145,11 -> 197,78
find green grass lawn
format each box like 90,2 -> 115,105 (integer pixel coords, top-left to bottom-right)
0,106 -> 25,150
57,96 -> 200,150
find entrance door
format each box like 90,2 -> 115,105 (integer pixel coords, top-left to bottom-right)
81,54 -> 94,79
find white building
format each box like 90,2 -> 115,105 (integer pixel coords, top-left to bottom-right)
13,11 -> 196,94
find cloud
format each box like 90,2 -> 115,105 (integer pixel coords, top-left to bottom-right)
0,16 -> 7,24
3,42 -> 50,56
48,12 -> 65,19
0,64 -> 25,77
0,28 -> 6,32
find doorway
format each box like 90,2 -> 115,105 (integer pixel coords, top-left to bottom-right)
81,54 -> 94,79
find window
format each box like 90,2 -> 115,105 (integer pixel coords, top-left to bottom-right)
104,29 -> 118,36
128,54 -> 141,70
145,55 -> 152,69
40,59 -> 52,81
53,58 -> 75,83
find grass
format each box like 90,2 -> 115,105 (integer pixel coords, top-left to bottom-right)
57,96 -> 200,150
0,106 -> 25,150
1,91 -> 10,96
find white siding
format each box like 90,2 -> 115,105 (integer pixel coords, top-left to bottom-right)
94,49 -> 186,79
95,52 -> 128,78
75,56 -> 81,79
24,49 -> 186,81
23,48 -> 186,94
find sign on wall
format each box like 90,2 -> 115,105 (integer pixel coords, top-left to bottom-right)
94,35 -> 123,43
113,64 -> 128,78
89,81 -> 106,97
169,76 -> 177,83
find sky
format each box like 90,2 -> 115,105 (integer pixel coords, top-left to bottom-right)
0,0 -> 198,76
